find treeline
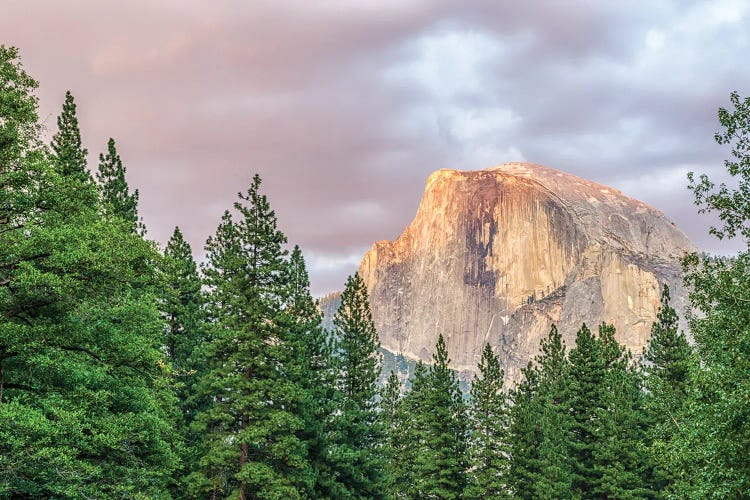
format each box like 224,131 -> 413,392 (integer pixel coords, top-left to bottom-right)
2,47 -> 750,499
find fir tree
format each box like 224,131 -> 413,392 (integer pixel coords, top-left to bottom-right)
329,272 -> 385,498
591,324 -> 652,499
642,285 -> 694,495
381,370 -> 401,497
406,334 -> 468,499
161,226 -> 204,368
160,226 -> 207,491
50,90 -> 92,185
390,361 -> 430,498
509,325 -> 574,499
466,343 -> 510,499
96,137 -> 144,234
190,175 -> 311,499
567,323 -> 651,498
283,245 -> 338,498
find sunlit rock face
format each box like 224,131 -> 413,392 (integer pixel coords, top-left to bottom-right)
357,163 -> 695,382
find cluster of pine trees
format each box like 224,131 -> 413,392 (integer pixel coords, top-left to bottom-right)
2,47 -> 750,499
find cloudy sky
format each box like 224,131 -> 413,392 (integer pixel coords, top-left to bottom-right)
3,1 -> 749,294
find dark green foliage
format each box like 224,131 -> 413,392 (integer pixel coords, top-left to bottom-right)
190,174 -> 311,499
161,226 -> 205,368
390,335 -> 468,499
97,137 -> 144,234
328,273 -> 384,498
381,370 -> 401,496
567,324 -> 651,499
50,90 -> 93,185
466,344 -> 510,499
0,46 -> 179,497
509,325 -> 574,499
160,226 -> 207,492
283,245 -> 338,498
389,361 -> 428,498
642,285 -> 694,495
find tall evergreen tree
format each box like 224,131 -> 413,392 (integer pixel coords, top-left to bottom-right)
160,226 -> 207,492
642,285 -> 694,495
50,90 -> 92,185
329,272 -> 384,498
591,324 -> 652,499
190,175 -> 310,499
381,370 -> 401,497
97,137 -> 144,234
401,334 -> 468,499
0,47 -> 180,497
161,226 -> 204,368
390,361 -> 430,499
509,325 -> 574,499
283,245 -> 338,498
466,343 -> 510,499
567,323 -> 651,498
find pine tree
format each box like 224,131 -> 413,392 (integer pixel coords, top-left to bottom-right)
190,174 -> 310,499
283,245 -> 337,498
0,47 -> 179,497
329,272 -> 385,498
591,324 -> 652,499
381,370 -> 401,497
408,334 -> 468,499
566,323 -> 651,498
160,226 -> 207,491
390,360 -> 431,499
161,226 -> 204,368
466,343 -> 510,499
96,137 -> 144,234
567,323 -> 604,496
509,325 -> 574,499
50,90 -> 92,185
642,285 -> 694,495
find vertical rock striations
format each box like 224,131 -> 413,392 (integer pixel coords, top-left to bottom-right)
357,163 -> 695,382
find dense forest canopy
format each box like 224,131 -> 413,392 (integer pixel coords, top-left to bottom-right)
1,46 -> 750,499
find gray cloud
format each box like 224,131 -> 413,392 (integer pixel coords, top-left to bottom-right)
3,0 -> 748,294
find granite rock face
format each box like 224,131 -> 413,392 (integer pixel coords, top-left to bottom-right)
357,163 -> 695,382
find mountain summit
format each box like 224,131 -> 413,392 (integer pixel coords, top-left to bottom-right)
357,162 -> 695,381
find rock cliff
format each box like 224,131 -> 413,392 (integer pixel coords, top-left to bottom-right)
357,163 -> 695,382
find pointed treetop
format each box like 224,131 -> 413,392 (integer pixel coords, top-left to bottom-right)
433,333 -> 451,369
97,137 -> 144,234
51,90 -> 92,184
165,226 -> 193,260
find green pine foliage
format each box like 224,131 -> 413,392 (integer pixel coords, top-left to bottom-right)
283,245 -> 338,498
97,137 -> 144,234
50,90 -> 93,185
389,360 -> 428,498
380,370 -> 401,497
466,343 -> 510,499
0,46 -> 180,497
189,175 -> 311,499
567,323 -> 652,499
642,284 -> 694,495
159,226 -> 207,493
389,335 -> 468,499
508,325 -> 574,499
161,226 -> 205,369
329,272 -> 385,498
